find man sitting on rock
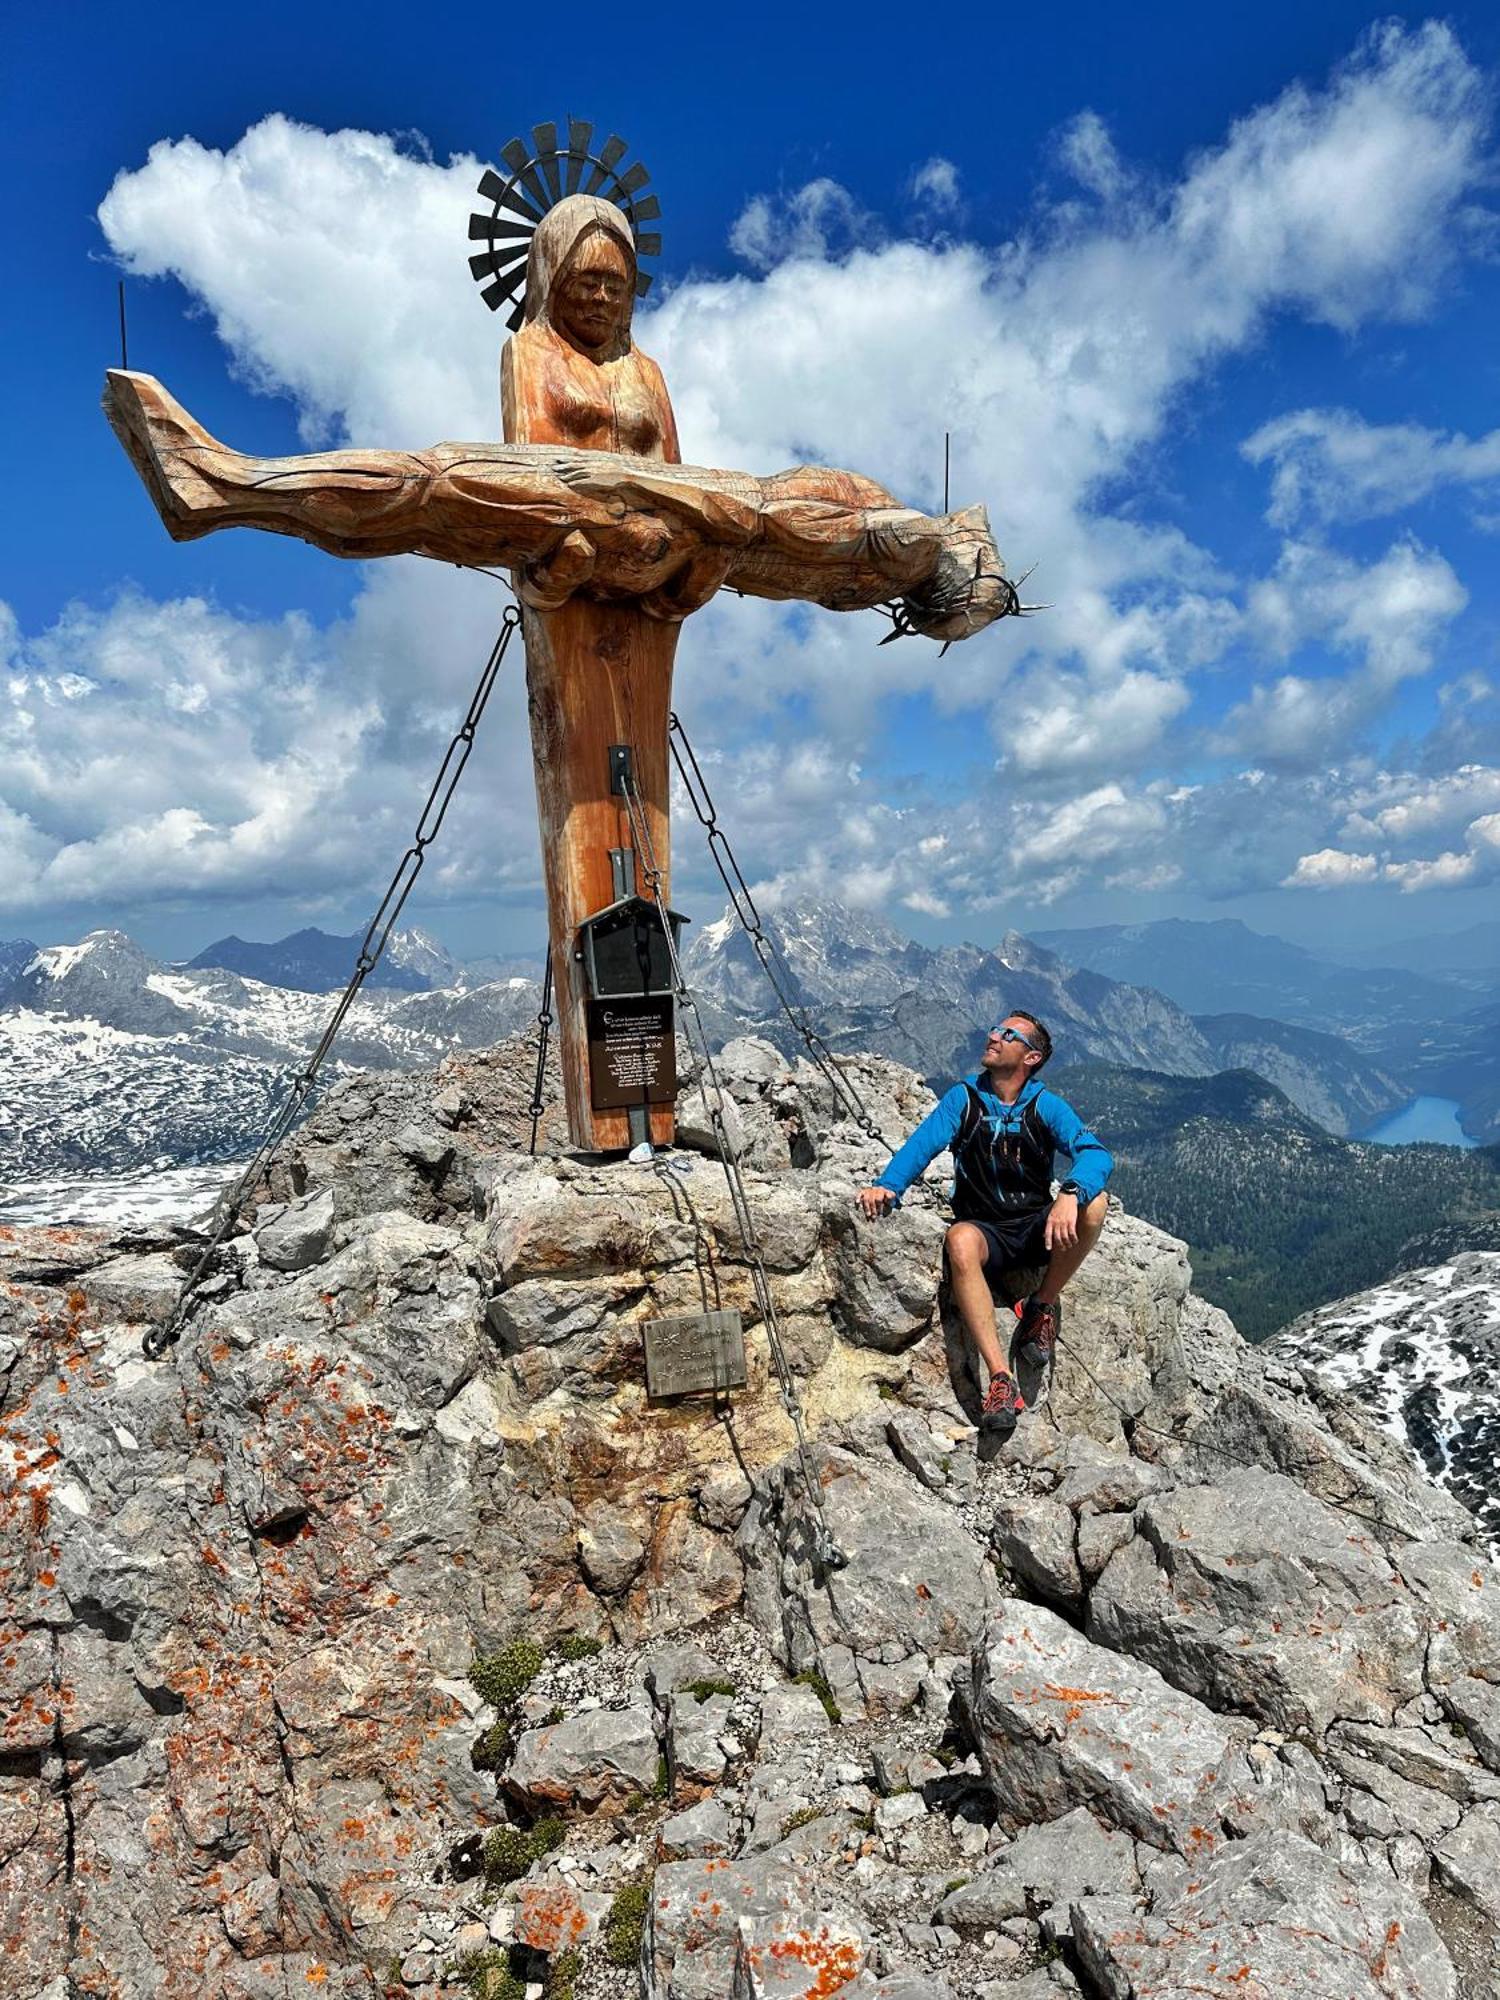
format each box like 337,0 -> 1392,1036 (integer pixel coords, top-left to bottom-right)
855,1013 -> 1112,1436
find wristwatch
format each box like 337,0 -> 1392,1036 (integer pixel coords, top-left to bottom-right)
1058,1181 -> 1083,1201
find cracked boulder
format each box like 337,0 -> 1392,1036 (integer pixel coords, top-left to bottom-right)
1087,1467 -> 1429,1733
967,1601 -> 1255,1856
739,1443 -> 1001,1701
505,1697 -> 660,1815
1072,1827 -> 1456,1999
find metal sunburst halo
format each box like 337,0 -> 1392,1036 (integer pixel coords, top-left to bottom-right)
466,120 -> 661,331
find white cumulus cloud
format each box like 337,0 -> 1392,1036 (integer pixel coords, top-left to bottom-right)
10,19 -> 1485,932
1283,847 -> 1380,888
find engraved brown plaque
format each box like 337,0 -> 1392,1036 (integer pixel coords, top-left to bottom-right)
587,995 -> 675,1109
644,1309 -> 747,1399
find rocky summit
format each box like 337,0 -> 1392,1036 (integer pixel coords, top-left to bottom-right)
3,1036 -> 1499,2000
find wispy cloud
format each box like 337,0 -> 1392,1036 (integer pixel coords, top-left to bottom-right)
1245,407 -> 1500,528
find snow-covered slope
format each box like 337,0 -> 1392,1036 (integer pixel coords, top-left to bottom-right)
1269,1252 -> 1500,1540
1,929 -> 543,1187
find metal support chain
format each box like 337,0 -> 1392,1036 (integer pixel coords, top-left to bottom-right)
617,767 -> 847,1578
142,604 -> 522,1360
527,949 -> 554,1156
667,714 -> 890,1152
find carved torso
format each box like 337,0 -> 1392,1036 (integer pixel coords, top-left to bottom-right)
502,322 -> 681,462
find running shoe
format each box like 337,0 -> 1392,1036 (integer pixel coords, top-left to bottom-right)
980,1371 -> 1026,1435
1013,1296 -> 1059,1370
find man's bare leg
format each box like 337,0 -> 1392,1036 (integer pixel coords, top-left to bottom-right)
1034,1193 -> 1109,1306
945,1223 -> 1013,1384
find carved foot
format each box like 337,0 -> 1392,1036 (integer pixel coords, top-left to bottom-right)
900,505 -> 1011,642
102,371 -> 234,540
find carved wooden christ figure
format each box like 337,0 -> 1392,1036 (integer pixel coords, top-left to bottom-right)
105,193 -> 1013,1150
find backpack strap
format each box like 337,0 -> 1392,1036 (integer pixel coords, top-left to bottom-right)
954,1081 -> 986,1163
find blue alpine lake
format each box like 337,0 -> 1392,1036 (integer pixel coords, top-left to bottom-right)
1361,1095 -> 1478,1149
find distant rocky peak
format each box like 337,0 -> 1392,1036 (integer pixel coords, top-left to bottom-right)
383,926 -> 455,980
25,928 -> 157,985
765,893 -> 913,953
992,928 -> 1063,972
0,936 -> 40,1008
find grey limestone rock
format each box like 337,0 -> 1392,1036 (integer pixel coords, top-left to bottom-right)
1071,1827 -> 1456,1999
81,1249 -> 186,1322
939,1807 -> 1139,1932
1186,1366 -> 1475,1546
968,1601 -> 1253,1855
643,1642 -> 723,1701
823,1199 -> 947,1352
505,1698 -> 661,1815
740,1444 -> 1000,1685
1440,1674 -> 1500,1771
253,1184 -> 337,1271
576,1500 -> 647,1596
759,1680 -> 834,1746
668,1687 -> 736,1788
990,1495 -> 1083,1610
393,1121 -> 453,1171
1329,1720 -> 1500,1805
1396,1538 -> 1500,1686
673,1081 -> 748,1163
1087,1467 -> 1431,1733
646,1852 -> 869,1998
659,1796 -> 735,1859
1432,1802 -> 1500,1923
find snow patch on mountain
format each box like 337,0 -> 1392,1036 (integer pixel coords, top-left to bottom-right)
1270,1252 -> 1500,1541
0,926 -> 544,1188
0,1160 -> 238,1230
29,939 -> 98,980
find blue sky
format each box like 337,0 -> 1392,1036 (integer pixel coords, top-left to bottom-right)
5,1 -> 1500,962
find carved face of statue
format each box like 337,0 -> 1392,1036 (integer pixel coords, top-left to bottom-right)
551,232 -> 633,358
523,195 -> 639,364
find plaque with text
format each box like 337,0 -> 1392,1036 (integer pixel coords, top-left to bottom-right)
644,1310 -> 747,1399
587,995 -> 676,1109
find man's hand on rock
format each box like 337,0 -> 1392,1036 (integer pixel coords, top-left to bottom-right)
1044,1192 -> 1079,1251
856,1186 -> 895,1220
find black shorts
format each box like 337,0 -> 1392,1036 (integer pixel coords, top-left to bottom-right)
948,1210 -> 1051,1294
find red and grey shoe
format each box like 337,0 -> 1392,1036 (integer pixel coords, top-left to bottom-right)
980,1371 -> 1026,1435
1013,1296 -> 1059,1369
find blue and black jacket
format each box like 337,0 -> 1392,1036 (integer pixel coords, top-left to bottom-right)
874,1074 -> 1112,1224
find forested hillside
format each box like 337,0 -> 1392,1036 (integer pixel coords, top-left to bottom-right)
1053,1064 -> 1500,1340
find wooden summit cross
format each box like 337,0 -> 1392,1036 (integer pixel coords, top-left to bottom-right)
105,122 -> 1018,1152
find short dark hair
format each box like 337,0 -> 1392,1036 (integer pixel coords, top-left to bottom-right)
1009,1010 -> 1052,1068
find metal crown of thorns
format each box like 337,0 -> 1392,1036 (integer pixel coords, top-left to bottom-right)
467,120 -> 661,330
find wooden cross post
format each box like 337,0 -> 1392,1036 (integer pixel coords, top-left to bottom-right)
104,206 -> 1018,1155
499,197 -> 688,1149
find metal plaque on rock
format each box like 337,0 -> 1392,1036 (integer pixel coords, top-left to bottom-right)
644,1309 -> 747,1399
587,995 -> 676,1109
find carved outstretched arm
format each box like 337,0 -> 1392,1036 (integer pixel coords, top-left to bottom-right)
104,371 -> 1011,641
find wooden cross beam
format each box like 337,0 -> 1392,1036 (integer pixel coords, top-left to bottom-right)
105,196 -> 1014,1153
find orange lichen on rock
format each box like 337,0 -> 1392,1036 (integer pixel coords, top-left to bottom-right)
515,1883 -> 592,1953
1372,1918 -> 1402,1980
747,1928 -> 865,1997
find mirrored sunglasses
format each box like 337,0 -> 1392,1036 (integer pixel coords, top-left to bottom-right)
989,1024 -> 1040,1052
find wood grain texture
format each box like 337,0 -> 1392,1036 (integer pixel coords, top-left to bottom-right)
503,306 -> 681,1151
103,372 -> 1009,642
